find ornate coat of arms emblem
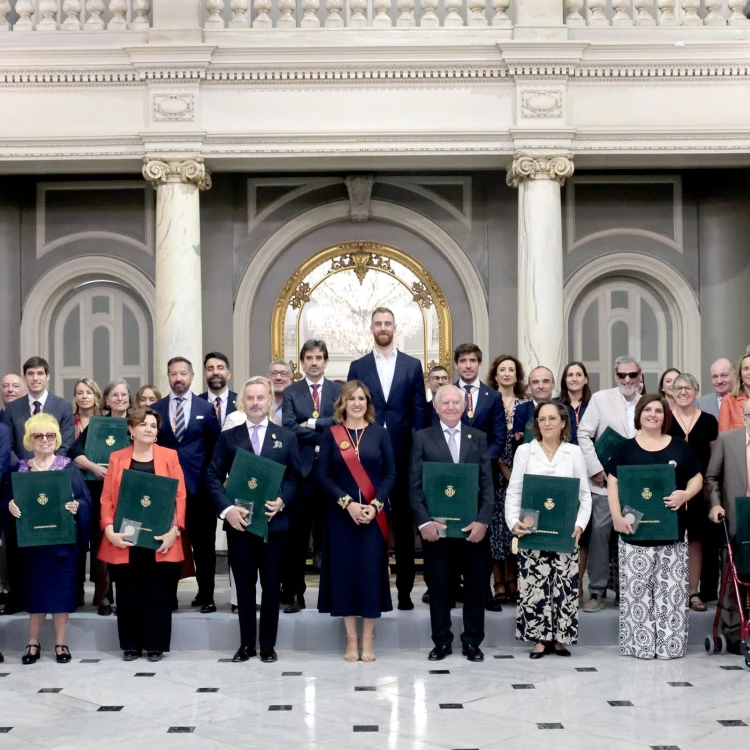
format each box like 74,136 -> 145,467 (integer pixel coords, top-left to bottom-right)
445,485 -> 456,497
140,495 -> 151,508
641,488 -> 653,500
37,493 -> 49,506
248,478 -> 258,490
105,436 -> 116,447
544,498 -> 555,510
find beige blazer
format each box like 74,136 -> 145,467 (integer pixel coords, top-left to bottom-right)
705,426 -> 747,538
577,387 -> 641,496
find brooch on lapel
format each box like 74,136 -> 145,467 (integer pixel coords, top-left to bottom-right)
467,434 -> 472,439
273,440 -> 283,449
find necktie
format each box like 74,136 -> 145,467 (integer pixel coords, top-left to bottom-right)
464,384 -> 474,417
311,383 -> 320,417
447,428 -> 459,464
251,424 -> 261,454
173,397 -> 185,442
32,401 -> 42,415
214,396 -> 222,425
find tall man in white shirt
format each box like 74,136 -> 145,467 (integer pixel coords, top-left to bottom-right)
577,355 -> 642,613
199,352 -> 238,428
695,357 -> 735,420
348,307 -> 427,609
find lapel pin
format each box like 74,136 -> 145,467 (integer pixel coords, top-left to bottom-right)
467,433 -> 472,439
271,433 -> 276,439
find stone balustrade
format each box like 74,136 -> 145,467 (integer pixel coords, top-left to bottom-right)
1,0 -> 748,32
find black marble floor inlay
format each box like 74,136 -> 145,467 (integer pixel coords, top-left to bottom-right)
576,667 -> 598,672
440,703 -> 464,709
134,673 -> 155,677
217,658 -> 235,663
719,665 -> 743,670
0,728 -> 11,734
493,655 -> 514,659
651,745 -> 681,750
268,705 -> 293,711
537,723 -> 564,729
429,670 -> 450,674
667,682 -> 693,687
0,674 -> 9,677
608,700 -> 634,706
512,684 -> 535,690
38,688 -> 62,693
282,672 -> 302,676
98,706 -> 123,712
355,686 -> 377,691
717,720 -> 747,727
167,727 -> 195,733
80,659 -> 100,663
197,688 -> 219,693
353,726 -> 378,732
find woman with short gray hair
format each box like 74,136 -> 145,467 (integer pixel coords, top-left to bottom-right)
668,372 -> 718,612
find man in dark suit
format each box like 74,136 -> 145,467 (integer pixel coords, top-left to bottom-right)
198,351 -> 237,429
513,366 -> 556,441
2,357 -> 74,462
281,339 -> 342,613
152,356 -> 221,613
348,306 -> 427,610
424,365 -> 450,429
1,373 -> 26,409
268,360 -> 292,424
410,384 -> 494,662
208,377 -> 300,663
0,421 -> 10,621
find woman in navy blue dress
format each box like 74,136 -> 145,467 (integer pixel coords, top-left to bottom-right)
317,380 -> 396,663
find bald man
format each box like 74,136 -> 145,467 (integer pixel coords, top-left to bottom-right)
695,358 -> 734,420
1,374 -> 25,408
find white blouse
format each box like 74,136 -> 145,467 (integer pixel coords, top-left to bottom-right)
505,440 -> 592,533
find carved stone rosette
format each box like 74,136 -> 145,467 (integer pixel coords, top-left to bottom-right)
142,157 -> 212,191
506,153 -> 575,188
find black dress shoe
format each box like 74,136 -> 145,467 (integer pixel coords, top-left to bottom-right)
398,596 -> 414,611
284,595 -> 304,614
55,645 -> 72,664
0,651 -> 4,663
21,643 -> 41,665
97,604 -> 113,617
553,645 -> 571,657
529,649 -> 546,659
231,605 -> 239,614
200,602 -> 217,614
485,595 -> 503,613
260,647 -> 277,663
232,646 -> 256,662
428,644 -> 452,661
421,591 -> 430,604
0,605 -> 20,616
190,596 -> 202,607
461,644 -> 484,662
123,650 -> 140,661
147,651 -> 163,662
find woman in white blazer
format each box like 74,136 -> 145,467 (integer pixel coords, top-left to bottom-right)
506,400 -> 592,659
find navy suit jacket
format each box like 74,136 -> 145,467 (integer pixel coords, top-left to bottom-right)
282,378 -> 343,478
198,390 -> 238,424
512,400 -> 536,437
455,381 -> 507,464
1,393 -> 75,462
152,394 -> 220,496
424,402 -> 440,429
206,422 -> 299,533
347,351 -> 427,463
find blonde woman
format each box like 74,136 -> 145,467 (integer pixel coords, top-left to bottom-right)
72,378 -> 103,439
135,385 -> 161,409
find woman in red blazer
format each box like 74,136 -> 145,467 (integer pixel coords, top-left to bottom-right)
99,407 -> 186,662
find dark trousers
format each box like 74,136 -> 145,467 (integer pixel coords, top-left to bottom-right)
391,470 -> 416,598
423,537 -> 487,648
186,490 -> 216,602
110,549 -> 179,652
700,523 -> 722,602
1,514 -> 22,611
282,479 -> 318,599
78,483 -> 112,606
227,527 -> 287,649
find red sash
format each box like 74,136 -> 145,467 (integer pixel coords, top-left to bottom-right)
331,424 -> 389,543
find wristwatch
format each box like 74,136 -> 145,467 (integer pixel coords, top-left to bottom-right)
171,526 -> 181,536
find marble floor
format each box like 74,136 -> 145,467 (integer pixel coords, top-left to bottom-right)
0,645 -> 747,749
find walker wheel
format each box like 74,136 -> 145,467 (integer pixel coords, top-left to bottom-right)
705,635 -> 716,655
718,634 -> 728,655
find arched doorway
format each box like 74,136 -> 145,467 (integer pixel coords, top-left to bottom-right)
271,241 -> 452,380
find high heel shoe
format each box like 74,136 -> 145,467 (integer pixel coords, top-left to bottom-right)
22,643 -> 41,665
361,634 -> 376,663
344,634 -> 359,662
55,645 -> 72,664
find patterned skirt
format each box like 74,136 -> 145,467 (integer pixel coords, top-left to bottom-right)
516,549 -> 580,644
490,482 -> 513,561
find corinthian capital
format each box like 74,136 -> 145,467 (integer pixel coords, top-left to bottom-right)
506,153 -> 574,188
142,156 -> 212,191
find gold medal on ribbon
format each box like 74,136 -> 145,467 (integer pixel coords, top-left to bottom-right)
467,410 -> 474,419
339,440 -> 351,450
312,410 -> 319,418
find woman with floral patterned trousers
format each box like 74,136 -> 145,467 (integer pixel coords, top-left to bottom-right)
505,401 -> 592,659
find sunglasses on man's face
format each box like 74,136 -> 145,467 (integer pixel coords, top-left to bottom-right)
32,433 -> 56,442
615,371 -> 641,381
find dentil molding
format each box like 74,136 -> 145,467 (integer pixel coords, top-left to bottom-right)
142,157 -> 212,190
506,153 -> 575,187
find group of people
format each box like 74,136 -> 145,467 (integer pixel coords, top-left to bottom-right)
0,309 -> 747,666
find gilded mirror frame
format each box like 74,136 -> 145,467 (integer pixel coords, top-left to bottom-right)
271,241 -> 452,378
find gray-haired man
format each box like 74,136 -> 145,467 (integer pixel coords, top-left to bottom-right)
577,355 -> 643,612
268,360 -> 293,423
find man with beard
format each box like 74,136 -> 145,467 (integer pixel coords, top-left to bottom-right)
268,361 -> 292,424
281,340 -> 342,613
199,352 -> 237,428
347,307 -> 427,610
152,357 -> 221,613
512,366 -> 556,442
577,355 -> 642,613
1,374 -> 26,411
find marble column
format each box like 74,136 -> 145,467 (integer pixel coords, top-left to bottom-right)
506,153 -> 574,382
143,156 -> 211,394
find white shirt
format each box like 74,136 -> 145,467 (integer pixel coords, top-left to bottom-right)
207,389 -> 229,426
418,421 -> 462,530
169,390 -> 192,428
28,390 -> 48,413
458,378 -> 479,408
717,395 -> 724,410
505,441 -> 593,533
621,392 -> 638,438
305,377 -> 325,429
274,399 -> 283,423
374,348 -> 398,402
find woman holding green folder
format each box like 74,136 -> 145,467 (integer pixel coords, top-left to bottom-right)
608,393 -> 703,660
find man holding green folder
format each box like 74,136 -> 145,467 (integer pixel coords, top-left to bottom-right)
410,384 -> 494,662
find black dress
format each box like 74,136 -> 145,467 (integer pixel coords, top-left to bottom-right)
317,425 -> 396,618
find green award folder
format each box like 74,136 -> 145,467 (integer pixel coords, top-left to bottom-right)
594,427 -> 627,473
422,462 -> 479,539
224,448 -> 286,541
113,469 -> 178,551
517,474 -> 580,554
83,417 -> 130,480
11,471 -> 76,548
734,496 -> 750,576
617,464 -> 678,543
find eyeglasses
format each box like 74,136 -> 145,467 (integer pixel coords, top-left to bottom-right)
616,371 -> 641,380
269,371 -> 291,378
673,386 -> 694,393
32,433 -> 56,441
